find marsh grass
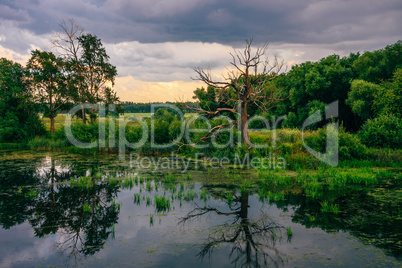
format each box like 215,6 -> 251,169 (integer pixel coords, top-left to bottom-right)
286,226 -> 293,236
83,203 -> 91,213
134,193 -> 141,205
146,181 -> 153,192
164,173 -> 177,183
75,176 -> 93,188
320,201 -> 340,214
226,192 -> 234,203
200,188 -> 209,201
155,195 -> 171,212
120,176 -> 135,189
150,214 -> 154,226
24,189 -> 37,198
183,189 -> 198,201
146,196 -> 152,206
240,179 -> 252,194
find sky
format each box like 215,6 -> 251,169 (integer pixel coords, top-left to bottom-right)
0,0 -> 401,102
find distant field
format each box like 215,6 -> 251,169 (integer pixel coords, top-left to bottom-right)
123,113 -> 197,119
40,112 -> 199,130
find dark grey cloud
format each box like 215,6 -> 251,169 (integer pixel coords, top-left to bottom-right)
1,0 -> 401,87
1,0 -> 401,50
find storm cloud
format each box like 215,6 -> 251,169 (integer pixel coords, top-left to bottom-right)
0,0 -> 401,101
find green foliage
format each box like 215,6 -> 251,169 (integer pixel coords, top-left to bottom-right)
375,68 -> 402,118
273,54 -> 357,131
347,68 -> 402,123
305,127 -> 367,160
352,40 -> 402,83
26,50 -> 70,132
152,108 -> 183,144
359,114 -> 402,148
77,34 -> 118,105
346,79 -> 381,121
0,58 -> 45,142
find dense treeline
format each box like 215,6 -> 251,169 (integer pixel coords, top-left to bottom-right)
121,101 -> 198,114
194,40 -> 401,148
272,40 -> 401,133
0,59 -> 46,142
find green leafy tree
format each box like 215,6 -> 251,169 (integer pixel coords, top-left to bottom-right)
352,40 -> 402,83
347,68 -> 402,122
346,79 -> 381,122
273,54 -> 357,130
0,58 -> 45,142
52,20 -> 119,124
375,68 -> 402,118
78,34 -> 118,123
26,50 -> 70,133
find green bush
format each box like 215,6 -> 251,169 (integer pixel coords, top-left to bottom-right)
359,114 -> 402,148
305,127 -> 367,160
125,124 -> 144,144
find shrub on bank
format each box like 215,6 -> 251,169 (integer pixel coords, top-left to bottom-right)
359,114 -> 402,148
304,127 -> 367,160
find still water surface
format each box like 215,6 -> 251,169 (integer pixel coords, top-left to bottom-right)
0,150 -> 400,267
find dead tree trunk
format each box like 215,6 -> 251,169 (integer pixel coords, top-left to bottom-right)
191,39 -> 285,146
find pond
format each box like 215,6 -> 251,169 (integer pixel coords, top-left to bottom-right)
0,150 -> 401,267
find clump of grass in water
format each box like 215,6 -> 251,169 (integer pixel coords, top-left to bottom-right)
155,195 -> 171,212
111,224 -> 115,239
24,189 -> 38,198
180,181 -> 185,192
109,177 -> 119,186
134,193 -> 141,205
150,214 -> 154,226
286,226 -> 293,236
226,192 -> 234,204
146,196 -> 152,206
200,188 -> 209,201
307,214 -> 316,222
185,174 -> 192,180
146,181 -> 153,192
240,180 -> 252,194
164,173 -> 177,183
121,176 -> 134,189
184,189 -> 197,201
83,203 -> 91,213
320,201 -> 340,214
77,176 -> 93,188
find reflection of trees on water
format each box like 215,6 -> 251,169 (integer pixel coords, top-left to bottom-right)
0,160 -> 40,229
269,188 -> 402,260
0,157 -> 120,264
180,186 -> 288,268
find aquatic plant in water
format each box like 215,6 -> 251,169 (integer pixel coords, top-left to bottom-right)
155,195 -> 171,212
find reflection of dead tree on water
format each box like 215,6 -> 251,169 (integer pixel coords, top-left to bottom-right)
179,188 -> 288,267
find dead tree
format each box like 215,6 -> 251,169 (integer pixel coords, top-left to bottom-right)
192,39 -> 285,146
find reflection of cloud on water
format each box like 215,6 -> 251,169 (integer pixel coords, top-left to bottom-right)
35,156 -> 73,183
0,223 -> 54,268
